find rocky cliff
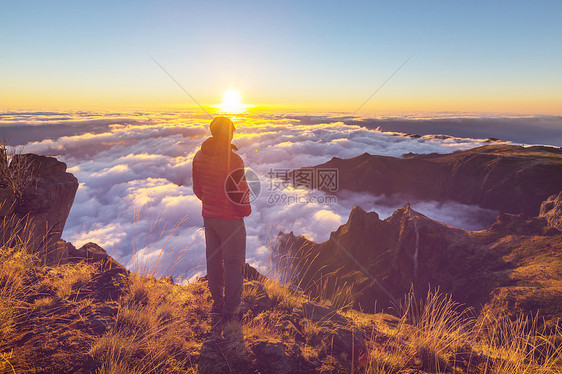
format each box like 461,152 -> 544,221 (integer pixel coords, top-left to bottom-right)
0,154 -> 78,259
276,193 -> 562,327
303,144 -> 562,216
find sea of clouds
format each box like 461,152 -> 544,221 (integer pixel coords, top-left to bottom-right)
1,110 -> 507,282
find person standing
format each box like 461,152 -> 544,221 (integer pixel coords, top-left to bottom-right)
192,116 -> 251,326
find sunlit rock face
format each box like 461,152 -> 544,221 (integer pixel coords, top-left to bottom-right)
275,204 -> 495,313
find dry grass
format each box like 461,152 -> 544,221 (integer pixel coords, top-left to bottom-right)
0,218 -> 36,342
476,306 -> 562,373
358,288 -> 562,373
0,143 -> 38,210
2,140 -> 560,371
262,277 -> 303,311
48,262 -> 96,300
397,288 -> 474,372
89,275 -> 209,373
271,239 -> 358,312
129,212 -> 192,279
1,233 -> 561,373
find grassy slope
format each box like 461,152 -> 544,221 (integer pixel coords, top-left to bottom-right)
1,243 -> 561,374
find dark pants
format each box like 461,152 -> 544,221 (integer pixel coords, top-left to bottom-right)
204,217 -> 246,316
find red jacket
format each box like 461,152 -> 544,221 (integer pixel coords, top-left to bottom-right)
192,137 -> 252,219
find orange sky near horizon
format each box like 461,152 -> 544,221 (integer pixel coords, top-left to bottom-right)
2,90 -> 560,116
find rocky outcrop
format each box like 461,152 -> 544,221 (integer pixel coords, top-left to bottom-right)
250,341 -> 292,374
540,191 -> 562,231
49,240 -> 126,270
302,144 -> 562,216
276,194 -> 562,325
0,154 -> 78,258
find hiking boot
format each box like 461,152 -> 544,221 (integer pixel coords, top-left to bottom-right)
222,313 -> 243,340
209,312 -> 224,338
222,312 -> 241,324
210,301 -> 224,316
210,312 -> 223,327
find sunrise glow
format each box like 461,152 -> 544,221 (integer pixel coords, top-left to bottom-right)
215,89 -> 253,114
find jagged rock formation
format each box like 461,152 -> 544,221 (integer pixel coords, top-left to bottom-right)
540,191 -> 562,231
276,193 -> 562,326
50,240 -> 126,270
303,144 -> 562,216
0,154 -> 78,258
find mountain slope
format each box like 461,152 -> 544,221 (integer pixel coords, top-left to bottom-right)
304,144 -> 562,215
276,194 -> 562,328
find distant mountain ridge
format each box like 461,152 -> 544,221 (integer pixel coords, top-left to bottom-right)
303,144 -> 562,216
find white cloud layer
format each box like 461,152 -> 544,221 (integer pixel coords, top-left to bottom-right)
7,111 -> 504,282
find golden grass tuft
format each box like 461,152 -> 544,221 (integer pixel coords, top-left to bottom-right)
0,349 -> 17,374
475,306 -> 562,373
0,234 -> 35,341
262,278 -> 303,311
45,262 -> 96,300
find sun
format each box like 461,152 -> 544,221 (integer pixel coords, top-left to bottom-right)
216,89 -> 251,114
222,89 -> 242,110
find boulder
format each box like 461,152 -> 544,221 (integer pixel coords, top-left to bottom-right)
0,154 -> 78,258
67,241 -> 125,270
72,242 -> 109,262
243,263 -> 267,282
250,340 -> 292,374
91,266 -> 130,302
46,240 -> 74,265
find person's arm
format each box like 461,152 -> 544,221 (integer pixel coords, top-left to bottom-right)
192,152 -> 203,200
229,154 -> 252,217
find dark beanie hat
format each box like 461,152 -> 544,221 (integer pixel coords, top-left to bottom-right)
210,117 -> 236,137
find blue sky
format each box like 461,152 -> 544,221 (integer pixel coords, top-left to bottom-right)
1,0 -> 561,113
